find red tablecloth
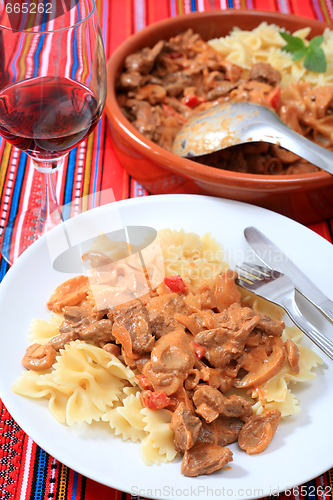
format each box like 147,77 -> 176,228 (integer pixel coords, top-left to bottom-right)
0,0 -> 333,499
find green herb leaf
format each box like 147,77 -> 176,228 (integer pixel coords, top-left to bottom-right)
279,32 -> 305,52
304,46 -> 327,73
279,31 -> 327,73
292,49 -> 306,61
309,35 -> 324,49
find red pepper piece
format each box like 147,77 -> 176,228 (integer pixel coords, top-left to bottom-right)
169,51 -> 184,59
182,94 -> 205,108
136,374 -> 154,391
267,86 -> 281,111
141,390 -> 171,410
161,104 -> 187,124
190,341 -> 206,360
164,275 -> 187,293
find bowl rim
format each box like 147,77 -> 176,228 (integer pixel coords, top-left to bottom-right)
106,9 -> 333,188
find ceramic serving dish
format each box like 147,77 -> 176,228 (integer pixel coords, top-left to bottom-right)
105,10 -> 333,224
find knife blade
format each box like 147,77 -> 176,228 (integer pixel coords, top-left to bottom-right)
244,226 -> 333,324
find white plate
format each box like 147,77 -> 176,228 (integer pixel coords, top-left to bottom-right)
0,194 -> 332,500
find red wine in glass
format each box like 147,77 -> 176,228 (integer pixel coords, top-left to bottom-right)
0,0 -> 107,264
0,76 -> 102,160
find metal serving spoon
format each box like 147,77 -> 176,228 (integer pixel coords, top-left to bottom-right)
172,101 -> 333,175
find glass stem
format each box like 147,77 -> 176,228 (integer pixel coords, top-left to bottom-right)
32,158 -> 64,234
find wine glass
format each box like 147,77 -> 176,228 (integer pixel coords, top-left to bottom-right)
0,0 -> 107,264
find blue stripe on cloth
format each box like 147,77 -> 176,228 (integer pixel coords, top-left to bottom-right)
311,0 -> 325,21
63,149 -> 76,219
8,154 -> 27,219
191,0 -> 197,11
91,0 -> 109,206
92,120 -> 102,207
307,479 -> 318,500
70,6 -> 81,80
227,0 -> 234,8
10,36 -> 25,81
33,34 -> 46,78
0,153 -> 27,278
277,0 -> 290,14
170,0 -> 177,17
136,0 -> 146,31
0,153 -> 27,264
33,447 -> 48,500
71,471 -> 79,500
0,258 -> 9,281
32,7 -> 48,78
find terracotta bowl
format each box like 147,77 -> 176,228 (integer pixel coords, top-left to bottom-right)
105,10 -> 333,224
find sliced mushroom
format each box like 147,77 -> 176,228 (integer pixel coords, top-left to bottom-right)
22,343 -> 57,371
234,344 -> 285,389
47,276 -> 90,313
238,409 -> 281,454
286,339 -> 300,374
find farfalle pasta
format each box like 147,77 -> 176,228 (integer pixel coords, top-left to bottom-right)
102,390 -> 146,442
140,407 -> 178,465
209,22 -> 333,87
13,229 -> 323,477
13,341 -> 137,425
28,313 -> 64,345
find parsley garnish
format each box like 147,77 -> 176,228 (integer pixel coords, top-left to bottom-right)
279,32 -> 327,73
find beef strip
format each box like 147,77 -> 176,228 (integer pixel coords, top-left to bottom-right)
217,394 -> 253,420
248,62 -> 281,87
175,310 -> 216,335
181,443 -> 233,477
164,96 -> 193,119
197,415 -> 244,447
162,72 -> 193,97
146,292 -> 188,338
125,99 -> 161,140
194,303 -> 260,368
112,299 -> 155,354
193,385 -> 225,423
170,402 -> 202,453
207,81 -> 240,100
49,332 -> 79,351
59,305 -> 106,341
124,40 -> 165,75
194,359 -> 234,392
79,319 -> 114,345
59,305 -> 94,333
119,71 -> 142,90
193,385 -> 253,423
257,314 -> 285,336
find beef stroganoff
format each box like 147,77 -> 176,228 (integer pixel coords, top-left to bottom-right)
13,230 -> 322,477
116,24 -> 333,175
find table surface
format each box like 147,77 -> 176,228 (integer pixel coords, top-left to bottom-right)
0,0 -> 333,499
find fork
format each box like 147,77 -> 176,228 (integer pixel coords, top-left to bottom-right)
236,263 -> 333,361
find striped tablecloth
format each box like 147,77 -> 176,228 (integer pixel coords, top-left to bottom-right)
1,0 -> 333,499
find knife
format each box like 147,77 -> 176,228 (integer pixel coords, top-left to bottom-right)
244,226 -> 333,324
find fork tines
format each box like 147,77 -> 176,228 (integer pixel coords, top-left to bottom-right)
235,262 -> 271,281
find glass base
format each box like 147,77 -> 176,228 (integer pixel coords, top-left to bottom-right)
0,205 -> 62,265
